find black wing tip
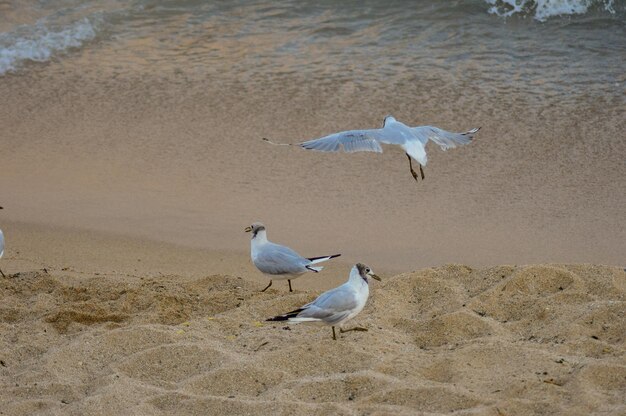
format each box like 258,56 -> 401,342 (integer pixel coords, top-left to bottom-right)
305,265 -> 319,272
266,316 -> 289,322
266,308 -> 304,321
307,254 -> 341,262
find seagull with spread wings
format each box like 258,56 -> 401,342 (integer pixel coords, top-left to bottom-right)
264,116 -> 479,182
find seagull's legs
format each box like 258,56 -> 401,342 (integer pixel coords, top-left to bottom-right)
332,326 -> 337,340
288,279 -> 293,292
261,280 -> 273,292
406,153 -> 425,181
0,268 -> 4,278
406,153 -> 419,182
340,327 -> 368,333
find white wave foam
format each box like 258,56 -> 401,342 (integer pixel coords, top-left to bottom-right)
485,0 -> 616,21
0,18 -> 96,75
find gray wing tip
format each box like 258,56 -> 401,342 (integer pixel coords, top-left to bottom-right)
300,141 -> 328,150
456,127 -> 480,144
263,138 -> 293,146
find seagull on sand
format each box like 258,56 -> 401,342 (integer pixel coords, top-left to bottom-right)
245,222 -> 340,292
263,116 -> 479,182
267,263 -> 380,340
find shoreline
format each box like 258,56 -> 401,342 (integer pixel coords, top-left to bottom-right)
4,219 -> 622,286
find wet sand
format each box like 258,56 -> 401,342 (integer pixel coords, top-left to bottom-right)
1,66 -> 625,271
0,225 -> 624,415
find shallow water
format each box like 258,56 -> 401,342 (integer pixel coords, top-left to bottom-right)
1,0 -> 624,270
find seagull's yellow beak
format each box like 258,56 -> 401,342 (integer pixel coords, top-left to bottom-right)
370,273 -> 381,281
244,226 -> 252,233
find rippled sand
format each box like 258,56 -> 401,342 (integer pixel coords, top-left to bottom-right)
0,229 -> 624,415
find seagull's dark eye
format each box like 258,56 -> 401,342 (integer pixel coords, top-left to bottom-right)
366,268 -> 370,273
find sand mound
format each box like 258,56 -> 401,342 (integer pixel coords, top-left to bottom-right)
396,310 -> 496,348
182,365 -> 285,397
363,386 -> 480,413
1,264 -> 624,415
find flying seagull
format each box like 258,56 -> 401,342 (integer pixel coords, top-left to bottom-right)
267,263 -> 380,340
245,222 -> 340,292
263,116 -> 479,181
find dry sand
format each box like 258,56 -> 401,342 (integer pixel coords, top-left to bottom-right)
1,225 -> 624,415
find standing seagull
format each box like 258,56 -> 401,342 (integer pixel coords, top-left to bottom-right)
264,116 -> 479,181
267,263 -> 380,340
245,222 -> 340,292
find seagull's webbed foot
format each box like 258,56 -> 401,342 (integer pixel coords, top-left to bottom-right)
340,327 -> 368,333
261,280 -> 273,292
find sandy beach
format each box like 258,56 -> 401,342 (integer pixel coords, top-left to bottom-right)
0,224 -> 625,415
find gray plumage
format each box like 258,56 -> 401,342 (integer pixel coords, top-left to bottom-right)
267,263 -> 381,339
245,222 -> 340,292
265,115 -> 479,182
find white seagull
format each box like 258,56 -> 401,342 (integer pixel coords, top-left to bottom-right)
245,222 -> 340,292
263,115 -> 479,181
267,263 -> 380,340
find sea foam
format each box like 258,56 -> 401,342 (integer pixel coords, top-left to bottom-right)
0,18 -> 96,75
485,0 -> 616,21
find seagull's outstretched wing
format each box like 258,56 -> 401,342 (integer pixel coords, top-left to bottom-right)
412,126 -> 480,151
299,129 -> 387,153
